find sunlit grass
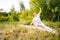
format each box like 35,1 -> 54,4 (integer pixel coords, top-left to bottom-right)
0,23 -> 59,40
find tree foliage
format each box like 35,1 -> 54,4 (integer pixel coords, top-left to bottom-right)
19,10 -> 32,24
30,0 -> 60,22
8,5 -> 19,22
19,1 -> 25,11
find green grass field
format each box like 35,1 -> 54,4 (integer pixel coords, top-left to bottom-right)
0,22 -> 59,40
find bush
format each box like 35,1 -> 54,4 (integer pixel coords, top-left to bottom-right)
0,16 -> 9,22
43,21 -> 60,29
13,15 -> 19,21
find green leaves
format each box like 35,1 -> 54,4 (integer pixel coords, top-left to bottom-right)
30,0 -> 60,21
19,1 -> 25,11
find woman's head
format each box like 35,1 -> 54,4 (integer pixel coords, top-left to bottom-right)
33,12 -> 37,17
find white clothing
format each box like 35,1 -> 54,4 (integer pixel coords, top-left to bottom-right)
31,13 -> 53,32
32,14 -> 42,26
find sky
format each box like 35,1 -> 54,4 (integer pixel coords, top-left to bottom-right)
0,0 -> 30,12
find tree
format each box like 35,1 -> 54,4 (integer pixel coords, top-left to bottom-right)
8,5 -> 19,22
29,0 -> 60,22
19,1 -> 25,11
48,0 -> 60,22
30,0 -> 46,13
30,0 -> 48,21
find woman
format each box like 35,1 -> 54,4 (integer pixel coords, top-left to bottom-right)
30,8 -> 42,27
30,8 -> 55,33
30,12 -> 42,27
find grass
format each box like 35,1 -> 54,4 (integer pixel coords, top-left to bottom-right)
0,22 -> 59,40
43,21 -> 60,29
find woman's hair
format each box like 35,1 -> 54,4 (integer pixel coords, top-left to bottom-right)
32,12 -> 37,17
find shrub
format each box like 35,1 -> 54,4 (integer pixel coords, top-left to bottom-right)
13,15 -> 19,21
0,16 -> 9,22
43,21 -> 60,29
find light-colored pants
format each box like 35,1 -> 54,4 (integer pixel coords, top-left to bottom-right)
33,22 -> 53,32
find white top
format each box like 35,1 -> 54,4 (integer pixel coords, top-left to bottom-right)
31,8 -> 42,26
32,13 -> 42,26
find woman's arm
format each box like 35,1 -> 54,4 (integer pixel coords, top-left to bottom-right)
38,8 -> 41,15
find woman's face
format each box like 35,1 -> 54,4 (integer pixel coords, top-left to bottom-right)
33,13 -> 37,17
